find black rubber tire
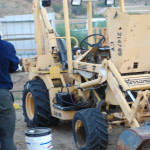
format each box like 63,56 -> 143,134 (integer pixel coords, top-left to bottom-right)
72,108 -> 108,150
22,79 -> 59,127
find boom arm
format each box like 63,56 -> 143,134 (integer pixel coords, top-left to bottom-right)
33,0 -> 58,56
33,0 -> 44,55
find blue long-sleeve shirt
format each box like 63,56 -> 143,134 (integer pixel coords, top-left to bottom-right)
0,37 -> 19,89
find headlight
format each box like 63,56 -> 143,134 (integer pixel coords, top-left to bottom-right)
42,0 -> 51,7
105,0 -> 115,5
71,0 -> 82,6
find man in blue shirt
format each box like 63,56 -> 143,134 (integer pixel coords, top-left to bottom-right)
0,35 -> 19,150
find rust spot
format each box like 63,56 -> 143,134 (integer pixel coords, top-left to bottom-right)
131,29 -> 133,32
119,27 -> 122,30
127,66 -> 131,70
124,59 -> 129,63
134,25 -> 136,27
116,142 -> 130,150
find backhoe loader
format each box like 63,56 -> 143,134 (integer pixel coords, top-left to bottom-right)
22,0 -> 150,149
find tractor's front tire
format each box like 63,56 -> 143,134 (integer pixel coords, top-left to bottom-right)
72,108 -> 108,150
22,79 -> 59,127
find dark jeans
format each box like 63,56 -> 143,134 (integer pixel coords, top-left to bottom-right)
0,89 -> 17,150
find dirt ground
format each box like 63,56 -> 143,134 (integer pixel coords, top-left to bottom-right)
11,72 -> 125,150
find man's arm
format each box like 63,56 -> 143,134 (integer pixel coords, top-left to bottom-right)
9,45 -> 20,73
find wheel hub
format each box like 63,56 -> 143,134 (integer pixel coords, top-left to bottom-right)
26,92 -> 34,120
75,120 -> 86,147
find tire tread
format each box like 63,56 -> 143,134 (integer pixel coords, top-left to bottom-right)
72,108 -> 108,150
22,79 -> 59,127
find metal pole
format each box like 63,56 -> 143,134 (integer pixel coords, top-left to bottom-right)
120,0 -> 125,12
87,1 -> 94,49
63,0 -> 73,75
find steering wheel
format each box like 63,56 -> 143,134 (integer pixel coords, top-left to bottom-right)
80,34 -> 105,50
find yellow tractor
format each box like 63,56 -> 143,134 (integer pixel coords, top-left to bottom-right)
22,0 -> 150,149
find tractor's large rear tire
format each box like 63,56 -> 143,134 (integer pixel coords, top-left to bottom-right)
22,79 -> 59,127
72,108 -> 108,150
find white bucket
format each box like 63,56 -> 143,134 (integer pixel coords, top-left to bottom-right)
25,127 -> 52,150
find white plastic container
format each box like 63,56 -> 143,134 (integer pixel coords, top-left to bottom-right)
25,127 -> 52,150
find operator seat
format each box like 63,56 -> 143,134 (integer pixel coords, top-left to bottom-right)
57,38 -> 80,70
57,39 -> 68,70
